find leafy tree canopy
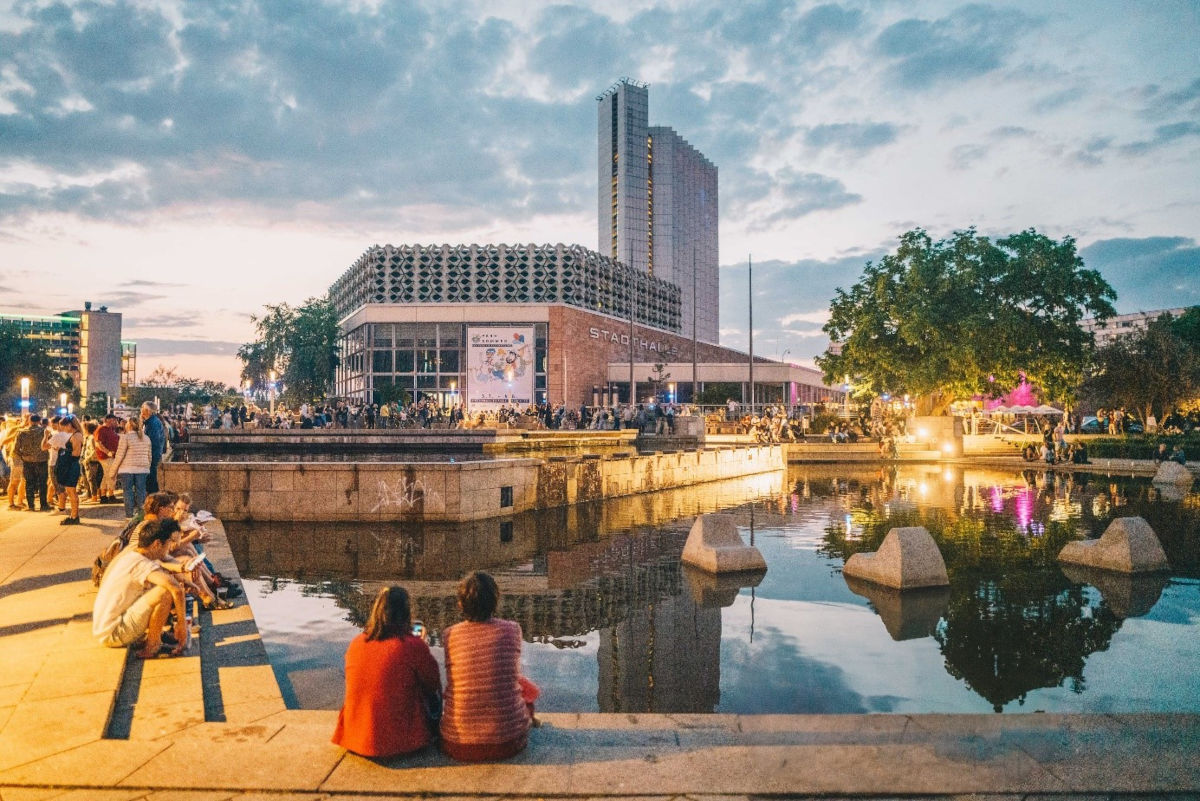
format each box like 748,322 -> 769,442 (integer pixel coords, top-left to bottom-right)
125,364 -> 238,408
239,297 -> 340,405
1079,309 -> 1200,422
817,228 -> 1116,414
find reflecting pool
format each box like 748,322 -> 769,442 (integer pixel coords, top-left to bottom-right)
224,464 -> 1200,714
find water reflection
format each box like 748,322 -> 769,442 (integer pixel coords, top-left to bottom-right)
227,464 -> 1200,714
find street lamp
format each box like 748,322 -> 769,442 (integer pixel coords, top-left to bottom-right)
450,380 -> 457,407
59,392 -> 67,414
19,377 -> 30,410
780,349 -> 791,364
269,370 -> 277,415
668,382 -> 676,403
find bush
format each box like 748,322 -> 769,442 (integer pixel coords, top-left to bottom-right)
810,412 -> 842,435
1083,433 -> 1200,460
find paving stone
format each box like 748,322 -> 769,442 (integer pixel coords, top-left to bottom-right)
0,689 -> 112,771
120,739 -> 346,792
0,739 -> 173,787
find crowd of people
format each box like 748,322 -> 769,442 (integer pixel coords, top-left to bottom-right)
1,401 -> 175,522
91,489 -> 241,659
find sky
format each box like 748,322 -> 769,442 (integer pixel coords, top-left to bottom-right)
1,0 -> 1198,387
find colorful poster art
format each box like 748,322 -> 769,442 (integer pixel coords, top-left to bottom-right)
465,327 -> 535,409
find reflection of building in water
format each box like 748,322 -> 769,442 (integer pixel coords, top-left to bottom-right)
598,590 -> 721,713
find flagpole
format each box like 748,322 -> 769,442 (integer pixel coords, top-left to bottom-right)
748,254 -> 754,412
691,246 -> 698,407
628,242 -> 635,406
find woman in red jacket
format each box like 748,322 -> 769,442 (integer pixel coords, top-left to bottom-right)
332,586 -> 441,758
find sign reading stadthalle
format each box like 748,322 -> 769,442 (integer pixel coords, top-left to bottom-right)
466,326 -> 535,410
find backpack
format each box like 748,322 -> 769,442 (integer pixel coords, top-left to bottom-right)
91,538 -> 124,587
15,428 -> 45,463
91,515 -> 143,586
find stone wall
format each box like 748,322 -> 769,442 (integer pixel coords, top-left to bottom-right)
162,445 -> 784,523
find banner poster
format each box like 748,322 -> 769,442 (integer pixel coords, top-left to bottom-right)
465,326 -> 535,410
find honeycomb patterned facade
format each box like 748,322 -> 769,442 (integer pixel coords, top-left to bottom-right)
329,243 -> 682,332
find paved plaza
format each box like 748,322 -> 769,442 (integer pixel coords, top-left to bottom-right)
0,485 -> 1198,800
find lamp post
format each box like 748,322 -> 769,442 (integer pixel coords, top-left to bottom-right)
668,382 -> 675,404
450,380 -> 457,409
59,392 -> 67,415
19,377 -> 30,411
780,349 -> 790,363
269,370 -> 276,415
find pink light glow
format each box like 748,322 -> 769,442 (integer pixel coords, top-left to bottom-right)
983,375 -> 1040,411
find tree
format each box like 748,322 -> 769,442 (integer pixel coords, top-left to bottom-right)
818,228 -> 1116,414
0,320 -> 75,409
647,362 -> 671,401
1079,312 -> 1200,423
126,365 -> 238,409
239,297 -> 340,405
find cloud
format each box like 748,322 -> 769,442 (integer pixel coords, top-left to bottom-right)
1141,77 -> 1200,120
1079,236 -> 1200,311
1120,122 -> 1200,157
780,310 -> 830,326
121,279 -> 184,288
950,143 -> 989,170
1031,86 -> 1085,114
1069,136 -> 1113,167
132,313 -> 203,328
131,338 -> 242,356
720,249 -> 887,361
875,5 -> 1039,90
990,126 -> 1034,139
804,122 -> 902,153
95,290 -> 168,308
752,170 -> 862,228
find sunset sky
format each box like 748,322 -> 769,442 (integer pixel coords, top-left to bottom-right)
1,0 -> 1197,386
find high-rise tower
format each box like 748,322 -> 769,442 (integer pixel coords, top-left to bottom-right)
598,79 -> 719,343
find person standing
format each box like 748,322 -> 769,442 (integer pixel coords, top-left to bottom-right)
15,415 -> 50,511
54,416 -> 84,525
141,402 -> 166,494
332,586 -> 442,758
112,416 -> 152,517
94,414 -> 122,503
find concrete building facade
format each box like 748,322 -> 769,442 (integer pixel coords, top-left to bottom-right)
1,302 -> 134,404
598,79 -> 718,343
1081,307 -> 1191,348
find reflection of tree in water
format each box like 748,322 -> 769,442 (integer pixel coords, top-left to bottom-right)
936,567 -> 1119,711
820,509 -> 1123,712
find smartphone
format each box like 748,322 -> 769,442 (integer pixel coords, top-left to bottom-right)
411,621 -> 426,638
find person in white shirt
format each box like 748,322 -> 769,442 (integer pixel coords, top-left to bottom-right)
92,518 -> 188,658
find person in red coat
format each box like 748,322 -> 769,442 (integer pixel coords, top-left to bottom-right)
332,585 -> 441,758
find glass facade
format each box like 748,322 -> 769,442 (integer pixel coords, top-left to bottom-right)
335,322 -> 549,406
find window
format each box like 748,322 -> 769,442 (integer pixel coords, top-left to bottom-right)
439,350 -> 459,372
396,350 -> 414,372
500,486 -> 513,508
372,350 -> 392,373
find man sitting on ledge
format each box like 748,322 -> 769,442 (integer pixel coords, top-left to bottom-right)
93,518 -> 189,658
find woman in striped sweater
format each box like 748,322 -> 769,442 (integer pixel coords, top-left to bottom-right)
440,571 -> 540,762
110,416 -> 152,518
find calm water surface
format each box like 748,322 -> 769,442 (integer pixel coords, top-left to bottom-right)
224,465 -> 1200,714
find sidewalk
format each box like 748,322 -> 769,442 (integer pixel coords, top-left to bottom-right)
1,500 -> 1198,800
